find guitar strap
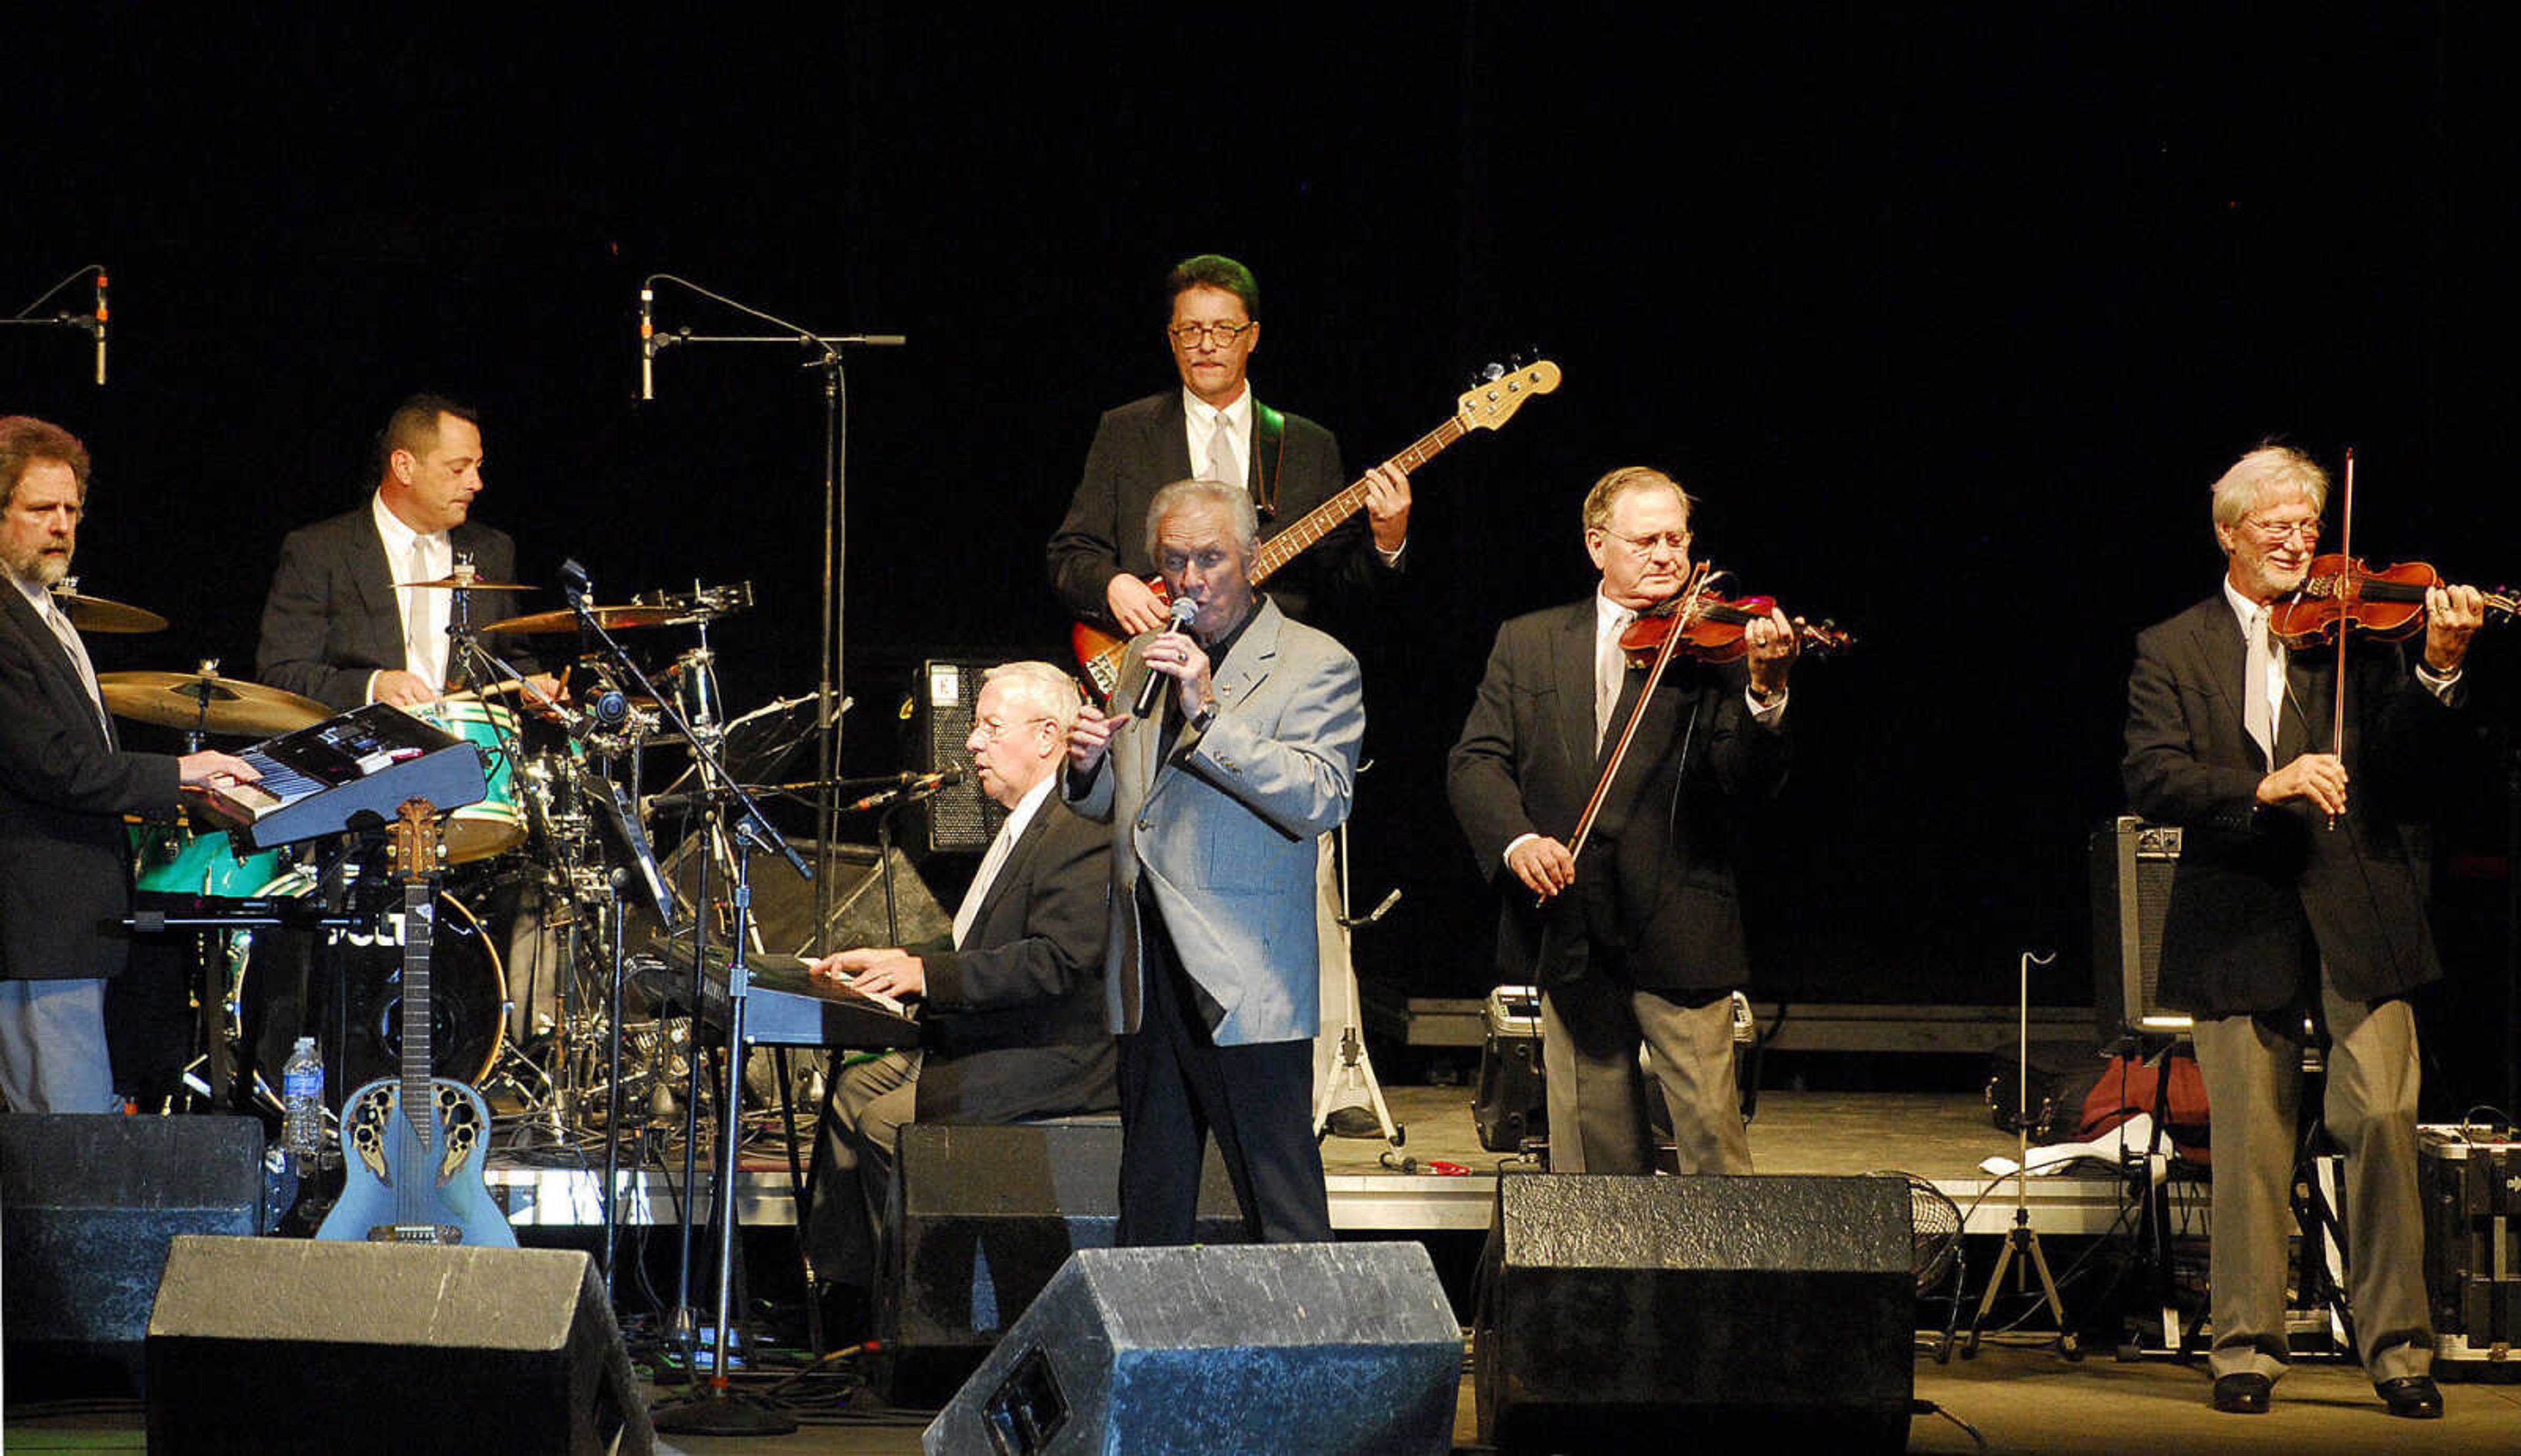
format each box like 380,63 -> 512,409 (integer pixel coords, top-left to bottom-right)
1252,400 -> 1286,522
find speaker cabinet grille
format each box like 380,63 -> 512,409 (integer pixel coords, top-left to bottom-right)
2091,815 -> 2189,1039
904,659 -> 1008,855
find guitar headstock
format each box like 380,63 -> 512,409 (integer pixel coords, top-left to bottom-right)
1457,359 -> 1562,433
389,799 -> 445,882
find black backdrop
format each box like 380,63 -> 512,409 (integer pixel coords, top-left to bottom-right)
7,9 -> 2515,1093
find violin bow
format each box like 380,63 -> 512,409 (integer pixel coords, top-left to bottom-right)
2329,447 -> 2354,830
1561,561 -> 1717,874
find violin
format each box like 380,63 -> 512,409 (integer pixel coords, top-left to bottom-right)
1618,590 -> 1855,666
1546,565 -> 1848,901
2268,554 -> 2516,651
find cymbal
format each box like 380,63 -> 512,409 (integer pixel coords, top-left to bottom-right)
392,575 -> 536,591
97,670 -> 330,737
53,591 -> 167,633
479,604 -> 685,635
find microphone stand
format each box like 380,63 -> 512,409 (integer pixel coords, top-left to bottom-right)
640,274 -> 902,964
563,572 -> 808,1438
1,263 -> 107,383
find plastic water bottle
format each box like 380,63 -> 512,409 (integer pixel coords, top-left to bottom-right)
282,1036 -> 325,1172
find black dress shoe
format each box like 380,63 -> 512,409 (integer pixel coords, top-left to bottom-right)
2211,1372 -> 2273,1414
2375,1375 -> 2444,1419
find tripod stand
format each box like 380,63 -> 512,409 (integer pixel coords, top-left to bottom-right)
1313,815 -> 1402,1145
1962,950 -> 2080,1360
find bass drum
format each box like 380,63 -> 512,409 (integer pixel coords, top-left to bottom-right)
234,867 -> 507,1106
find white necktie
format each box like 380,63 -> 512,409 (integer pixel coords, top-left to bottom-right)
1205,409 -> 1236,488
1595,610 -> 1634,753
43,597 -> 108,735
953,816 -> 1018,949
2243,606 -> 2275,762
404,535 -> 443,688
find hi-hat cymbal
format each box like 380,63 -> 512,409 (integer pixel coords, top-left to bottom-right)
53,591 -> 168,633
479,604 -> 685,635
97,670 -> 329,737
393,575 -> 536,591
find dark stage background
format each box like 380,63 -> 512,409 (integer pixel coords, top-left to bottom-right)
7,10 -> 2516,1104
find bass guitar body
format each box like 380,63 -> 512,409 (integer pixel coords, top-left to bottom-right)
318,1075 -> 511,1247
1071,580 -> 1174,700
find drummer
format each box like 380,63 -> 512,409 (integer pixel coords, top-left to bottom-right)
253,394 -> 567,1051
255,393 -> 556,710
1,416 -> 261,1113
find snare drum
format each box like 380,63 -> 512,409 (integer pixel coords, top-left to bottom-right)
414,698 -> 527,863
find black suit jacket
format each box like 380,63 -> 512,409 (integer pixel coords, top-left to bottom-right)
907,798 -> 1116,1123
255,503 -> 533,710
2122,594 -> 2459,1014
1447,599 -> 1789,995
1046,391 -> 1381,633
0,587 -> 181,982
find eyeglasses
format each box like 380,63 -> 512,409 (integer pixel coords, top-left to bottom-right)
972,714 -> 1052,742
1595,527 -> 1692,556
1168,320 -> 1256,347
2240,515 -> 2321,545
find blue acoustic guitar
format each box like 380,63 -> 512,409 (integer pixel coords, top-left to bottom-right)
318,800 -> 513,1247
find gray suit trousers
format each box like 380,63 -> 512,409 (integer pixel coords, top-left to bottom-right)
1540,977 -> 1750,1175
2189,981 -> 2432,1382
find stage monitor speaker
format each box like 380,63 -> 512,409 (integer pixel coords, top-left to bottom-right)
2092,814 -> 2191,1040
924,1243 -> 1461,1455
0,1113 -> 264,1393
903,658 -> 1011,855
1474,1172 -> 1913,1452
878,1121 -> 1244,1405
657,836 -> 950,957
144,1236 -> 652,1455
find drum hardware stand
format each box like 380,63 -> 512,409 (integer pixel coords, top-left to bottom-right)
639,274 -> 901,961
563,564 -> 806,1436
442,570 -> 589,1149
1314,809 -> 1404,1147
1962,949 -> 2080,1360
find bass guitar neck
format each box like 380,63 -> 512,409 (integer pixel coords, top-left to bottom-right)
1072,360 -> 1561,698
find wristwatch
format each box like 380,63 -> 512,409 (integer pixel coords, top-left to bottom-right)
1188,700 -> 1218,733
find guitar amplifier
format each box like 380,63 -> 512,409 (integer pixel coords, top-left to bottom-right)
2091,815 -> 2191,1040
901,658 -> 1009,855
2419,1124 -> 2521,1375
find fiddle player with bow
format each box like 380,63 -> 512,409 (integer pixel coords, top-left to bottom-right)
1446,465 -> 1799,1174
2121,443 -> 2487,1421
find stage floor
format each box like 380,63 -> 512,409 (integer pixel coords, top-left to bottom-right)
481,1084 -> 2186,1239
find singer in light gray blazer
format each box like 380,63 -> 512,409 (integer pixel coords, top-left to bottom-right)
1066,479 -> 1362,1247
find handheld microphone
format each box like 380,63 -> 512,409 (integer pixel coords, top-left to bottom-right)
1132,596 -> 1201,719
93,270 -> 107,387
638,287 -> 655,402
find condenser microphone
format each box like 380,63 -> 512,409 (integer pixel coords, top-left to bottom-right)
638,287 -> 655,402
1132,596 -> 1201,719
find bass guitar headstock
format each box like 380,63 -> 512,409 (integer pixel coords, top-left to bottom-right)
1457,358 -> 1562,433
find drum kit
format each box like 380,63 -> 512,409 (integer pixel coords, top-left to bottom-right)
91,569 -> 808,1148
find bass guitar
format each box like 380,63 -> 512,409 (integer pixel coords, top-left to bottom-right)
1071,359 -> 1563,698
317,799 -> 513,1246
